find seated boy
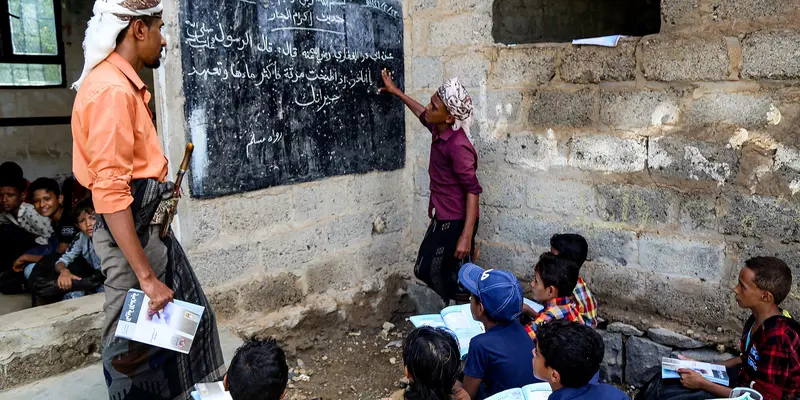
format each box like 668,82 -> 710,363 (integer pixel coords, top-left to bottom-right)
224,338 -> 289,400
534,319 -> 629,400
0,175 -> 52,293
28,177 -> 77,254
523,252 -> 584,340
550,233 -> 597,328
52,198 -> 104,300
638,257 -> 800,400
458,263 -> 538,400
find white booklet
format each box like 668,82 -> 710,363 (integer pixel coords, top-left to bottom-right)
191,382 -> 232,400
115,289 -> 205,354
485,382 -> 552,400
408,304 -> 485,359
662,357 -> 729,386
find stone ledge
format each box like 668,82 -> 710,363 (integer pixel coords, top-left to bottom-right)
0,294 -> 104,390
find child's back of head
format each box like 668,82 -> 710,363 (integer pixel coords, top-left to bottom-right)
550,234 -> 588,269
226,338 -> 288,400
535,319 -> 603,388
402,327 -> 461,400
533,252 -> 579,301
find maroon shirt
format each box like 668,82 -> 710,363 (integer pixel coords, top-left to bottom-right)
420,111 -> 482,221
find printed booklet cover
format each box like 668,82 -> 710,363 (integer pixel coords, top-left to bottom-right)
662,357 -> 730,386
485,382 -> 552,400
115,289 -> 205,354
191,382 -> 232,400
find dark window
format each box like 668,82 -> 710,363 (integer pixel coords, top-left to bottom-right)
0,0 -> 66,87
493,0 -> 661,45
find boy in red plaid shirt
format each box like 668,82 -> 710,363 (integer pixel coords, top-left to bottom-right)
550,234 -> 597,329
639,257 -> 800,400
522,252 -> 584,341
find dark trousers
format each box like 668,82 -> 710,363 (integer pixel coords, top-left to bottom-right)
414,218 -> 479,304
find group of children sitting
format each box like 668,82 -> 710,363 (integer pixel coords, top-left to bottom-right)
0,161 -> 103,304
211,233 -> 799,400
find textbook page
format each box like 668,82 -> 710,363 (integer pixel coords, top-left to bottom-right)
192,382 -> 232,400
524,298 -> 544,313
521,382 -> 553,400
115,289 -> 205,354
441,304 -> 485,358
408,314 -> 447,329
662,357 -> 729,386
485,388 -> 525,400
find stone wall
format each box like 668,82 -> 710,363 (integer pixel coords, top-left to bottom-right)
406,0 -> 800,330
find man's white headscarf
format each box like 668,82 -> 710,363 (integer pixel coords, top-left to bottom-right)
437,78 -> 474,137
72,0 -> 163,90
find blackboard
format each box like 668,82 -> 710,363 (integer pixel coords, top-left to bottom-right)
179,0 -> 406,198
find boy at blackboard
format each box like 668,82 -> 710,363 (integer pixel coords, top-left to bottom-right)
380,70 -> 482,305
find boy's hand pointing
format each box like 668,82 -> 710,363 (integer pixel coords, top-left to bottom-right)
379,68 -> 400,96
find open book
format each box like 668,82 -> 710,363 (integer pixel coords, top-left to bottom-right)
662,357 -> 729,386
485,382 -> 552,400
191,382 -> 232,400
115,289 -> 205,354
408,304 -> 485,358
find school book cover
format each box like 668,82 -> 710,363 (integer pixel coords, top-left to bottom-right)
115,288 -> 205,354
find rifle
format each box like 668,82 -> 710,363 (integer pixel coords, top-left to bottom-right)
160,143 -> 194,238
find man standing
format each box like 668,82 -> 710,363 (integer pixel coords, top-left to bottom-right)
71,1 -> 224,398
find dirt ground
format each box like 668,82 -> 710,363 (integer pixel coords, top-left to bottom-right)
283,322 -> 411,400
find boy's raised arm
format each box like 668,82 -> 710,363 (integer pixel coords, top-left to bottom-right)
379,68 -> 426,118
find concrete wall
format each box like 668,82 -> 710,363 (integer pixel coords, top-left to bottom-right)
405,0 -> 800,330
0,0 -> 154,181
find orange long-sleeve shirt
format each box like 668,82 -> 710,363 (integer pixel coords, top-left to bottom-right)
71,52 -> 168,214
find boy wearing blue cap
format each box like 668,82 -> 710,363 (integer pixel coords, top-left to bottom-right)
458,263 -> 539,400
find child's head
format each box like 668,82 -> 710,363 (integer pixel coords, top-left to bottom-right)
459,263 -> 523,324
224,338 -> 288,400
531,252 -> 579,303
28,178 -> 63,219
426,78 -> 473,130
73,198 -> 96,237
550,234 -> 588,269
734,257 -> 793,309
0,162 -> 24,180
402,326 -> 461,400
533,319 -> 604,389
0,175 -> 26,214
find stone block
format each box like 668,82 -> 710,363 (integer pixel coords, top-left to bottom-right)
527,177 -> 597,217
671,349 -> 737,363
689,92 -> 773,128
639,235 -> 725,281
207,289 -> 239,320
428,13 -> 492,52
640,37 -> 730,82
353,172 -> 407,208
648,327 -> 706,349
608,322 -> 644,337
187,201 -> 221,246
713,0 -> 797,24
239,272 -> 304,312
306,255 -> 366,294
599,331 -> 624,384
529,87 -> 596,128
410,57 -> 443,89
480,168 -> 525,208
742,31 -> 800,80
221,191 -> 292,234
648,137 -> 739,184
191,243 -> 262,286
440,0 -> 491,13
477,91 -> 524,125
406,281 -> 446,315
774,144 -> 800,195
443,52 -> 490,87
645,274 -> 737,326
600,89 -> 680,130
326,213 -> 373,249
680,193 -> 718,232
411,0 -> 436,13
596,184 -> 679,227
561,39 -> 637,84
495,212 -> 560,249
568,135 -> 647,173
478,242 -> 536,281
504,132 -> 564,169
493,47 -> 557,86
582,264 -> 647,305
354,231 -> 407,269
578,227 -> 639,268
661,0 -> 701,28
719,194 -> 800,240
625,336 -> 673,387
414,168 -> 430,196
292,177 -> 355,222
261,226 -> 326,268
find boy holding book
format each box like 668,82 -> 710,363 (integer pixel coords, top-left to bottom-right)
550,234 -> 597,328
458,263 -> 538,400
523,252 -> 584,340
534,319 -> 629,400
639,257 -> 800,400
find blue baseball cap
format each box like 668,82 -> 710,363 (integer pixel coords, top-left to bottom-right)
458,263 -> 523,322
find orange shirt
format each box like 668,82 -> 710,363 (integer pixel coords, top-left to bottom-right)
71,52 -> 168,214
